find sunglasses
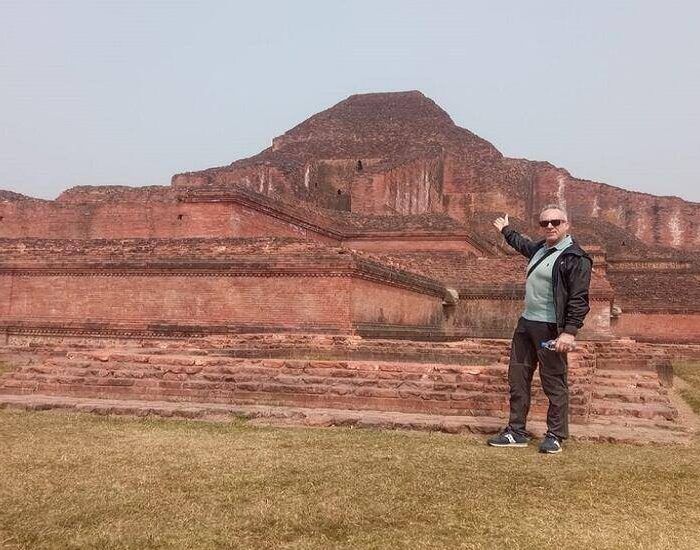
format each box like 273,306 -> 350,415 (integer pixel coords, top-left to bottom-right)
539,219 -> 566,228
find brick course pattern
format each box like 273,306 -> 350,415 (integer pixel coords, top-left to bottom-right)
0,337 -> 691,443
171,92 -> 699,252
2,91 -> 695,341
0,238 -> 450,340
0,91 -> 696,442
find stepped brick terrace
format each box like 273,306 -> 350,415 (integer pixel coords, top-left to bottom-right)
1,91 -> 698,442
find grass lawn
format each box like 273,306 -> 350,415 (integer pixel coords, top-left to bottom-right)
1,363 -> 699,549
675,361 -> 700,415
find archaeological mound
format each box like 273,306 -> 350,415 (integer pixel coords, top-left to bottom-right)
1,91 -> 698,442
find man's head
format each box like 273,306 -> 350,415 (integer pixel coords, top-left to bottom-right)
538,204 -> 570,246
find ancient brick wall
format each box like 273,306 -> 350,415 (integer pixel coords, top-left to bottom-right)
612,314 -> 700,343
0,239 -> 450,340
381,157 -> 444,215
351,278 -> 444,330
0,198 -> 338,242
172,165 -> 290,197
349,148 -> 700,251
0,188 -> 482,253
441,156 -> 534,223
532,165 -> 699,250
350,157 -> 444,215
350,154 -> 700,251
305,159 -> 354,210
606,261 -> 698,312
349,173 -> 392,214
647,342 -> 700,362
605,259 -> 699,343
0,272 -> 353,333
303,159 -> 382,210
452,297 -> 611,340
226,202 -> 331,241
345,237 -> 480,254
0,348 -> 594,422
0,333 -> 513,365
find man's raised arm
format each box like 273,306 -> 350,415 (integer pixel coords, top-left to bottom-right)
492,214 -> 540,259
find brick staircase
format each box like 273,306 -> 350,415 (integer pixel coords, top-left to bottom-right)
1,348 -> 514,418
0,337 -> 692,443
0,342 -> 593,418
589,369 -> 680,427
594,339 -> 667,371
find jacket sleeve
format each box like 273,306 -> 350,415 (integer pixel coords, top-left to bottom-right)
501,226 -> 540,259
563,256 -> 592,335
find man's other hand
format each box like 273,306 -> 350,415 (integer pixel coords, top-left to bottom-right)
555,332 -> 576,353
493,214 -> 509,231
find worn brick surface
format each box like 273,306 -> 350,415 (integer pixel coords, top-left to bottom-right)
168,92 -> 699,253
0,393 -> 690,445
0,331 -> 695,444
0,238 -> 452,339
0,338 -> 691,443
0,92 -> 696,444
1,91 -> 697,343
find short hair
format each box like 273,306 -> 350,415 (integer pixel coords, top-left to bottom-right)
539,203 -> 568,221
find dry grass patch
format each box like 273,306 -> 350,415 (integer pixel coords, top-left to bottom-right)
675,361 -> 700,414
1,361 -> 699,549
2,412 -> 699,550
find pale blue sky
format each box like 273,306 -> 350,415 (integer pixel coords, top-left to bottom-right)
1,0 -> 698,201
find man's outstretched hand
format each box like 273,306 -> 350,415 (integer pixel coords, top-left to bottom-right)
493,214 -> 509,231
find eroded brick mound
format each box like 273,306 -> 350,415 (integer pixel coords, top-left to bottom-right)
0,190 -> 43,202
1,91 -> 697,344
173,91 -> 499,191
172,91 -> 699,252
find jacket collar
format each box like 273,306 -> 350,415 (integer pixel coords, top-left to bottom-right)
534,237 -> 590,258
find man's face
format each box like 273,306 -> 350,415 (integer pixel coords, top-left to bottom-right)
539,208 -> 570,245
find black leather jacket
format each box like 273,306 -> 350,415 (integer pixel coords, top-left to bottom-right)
501,226 -> 593,336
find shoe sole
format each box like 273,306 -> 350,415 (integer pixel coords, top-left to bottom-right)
539,448 -> 562,454
488,442 -> 528,448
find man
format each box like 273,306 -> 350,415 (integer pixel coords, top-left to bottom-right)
487,205 -> 592,454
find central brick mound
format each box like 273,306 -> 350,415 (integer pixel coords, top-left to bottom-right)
0,335 -> 691,444
0,91 -> 697,446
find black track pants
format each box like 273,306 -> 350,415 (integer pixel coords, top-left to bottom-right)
507,317 -> 569,440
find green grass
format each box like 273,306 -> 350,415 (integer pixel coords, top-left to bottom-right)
0,363 -> 699,549
675,361 -> 700,415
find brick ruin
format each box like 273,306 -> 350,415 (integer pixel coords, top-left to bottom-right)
1,91 -> 698,442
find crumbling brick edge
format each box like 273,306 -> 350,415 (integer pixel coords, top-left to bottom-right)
0,393 -> 692,446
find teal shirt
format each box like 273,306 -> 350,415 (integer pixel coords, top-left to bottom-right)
522,235 -> 573,323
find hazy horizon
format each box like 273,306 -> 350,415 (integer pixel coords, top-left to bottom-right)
1,1 -> 698,202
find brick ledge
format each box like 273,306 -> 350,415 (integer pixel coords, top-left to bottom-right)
0,394 -> 691,445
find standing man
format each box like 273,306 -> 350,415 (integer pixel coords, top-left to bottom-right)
487,204 -> 592,454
